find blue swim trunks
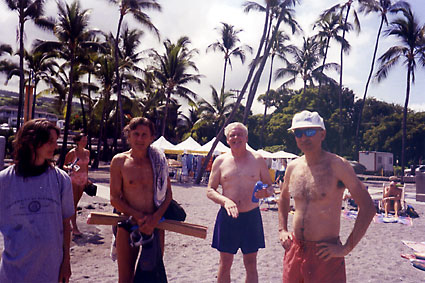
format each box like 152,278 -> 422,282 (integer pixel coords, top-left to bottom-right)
212,206 -> 265,254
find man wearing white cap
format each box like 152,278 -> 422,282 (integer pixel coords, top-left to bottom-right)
278,110 -> 375,282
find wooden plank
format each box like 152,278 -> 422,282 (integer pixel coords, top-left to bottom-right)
87,212 -> 207,239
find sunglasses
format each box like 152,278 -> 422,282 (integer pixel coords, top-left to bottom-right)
293,128 -> 319,138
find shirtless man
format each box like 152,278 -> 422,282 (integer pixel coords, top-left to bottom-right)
383,176 -> 402,217
110,117 -> 172,282
278,110 -> 376,282
207,122 -> 273,283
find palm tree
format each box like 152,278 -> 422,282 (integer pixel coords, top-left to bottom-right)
107,0 -> 160,142
313,11 -> 349,95
149,36 -> 201,137
4,0 -> 48,130
261,30 -> 292,147
375,6 -> 425,179
34,0 -> 100,167
355,0 -> 410,148
198,86 -> 234,133
242,0 -> 301,123
275,36 -> 339,96
322,0 -> 363,154
206,22 -> 252,94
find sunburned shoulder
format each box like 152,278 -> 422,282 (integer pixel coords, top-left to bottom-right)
111,151 -> 132,165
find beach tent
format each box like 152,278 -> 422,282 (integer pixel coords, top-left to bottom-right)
152,136 -> 180,154
257,149 -> 275,159
174,136 -> 204,154
272,150 -> 298,159
200,137 -> 230,154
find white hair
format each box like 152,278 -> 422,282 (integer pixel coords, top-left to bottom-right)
224,122 -> 248,138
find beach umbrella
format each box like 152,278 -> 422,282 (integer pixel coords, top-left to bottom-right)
174,136 -> 203,154
272,150 -> 298,159
257,149 -> 275,159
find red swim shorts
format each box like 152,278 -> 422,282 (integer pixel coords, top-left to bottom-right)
282,236 -> 346,283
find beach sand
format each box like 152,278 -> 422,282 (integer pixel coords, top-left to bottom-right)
1,167 -> 425,282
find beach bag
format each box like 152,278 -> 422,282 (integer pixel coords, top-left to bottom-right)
84,181 -> 97,197
163,200 -> 186,221
405,205 -> 419,218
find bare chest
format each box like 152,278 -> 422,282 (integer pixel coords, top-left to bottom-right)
122,159 -> 154,189
220,159 -> 259,185
289,164 -> 338,201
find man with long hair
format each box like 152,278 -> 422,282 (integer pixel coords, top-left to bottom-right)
0,119 -> 74,282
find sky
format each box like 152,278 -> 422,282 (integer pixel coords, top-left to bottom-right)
0,0 -> 424,114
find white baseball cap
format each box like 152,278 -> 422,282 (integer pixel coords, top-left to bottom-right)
289,110 -> 326,130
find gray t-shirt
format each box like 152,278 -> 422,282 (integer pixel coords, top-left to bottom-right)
0,165 -> 74,283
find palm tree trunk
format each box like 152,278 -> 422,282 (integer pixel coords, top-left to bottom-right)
318,37 -> 330,95
79,94 -> 87,134
31,82 -> 38,119
114,14 -> 125,144
196,7 -> 287,184
261,53 -> 275,147
17,8 -> 25,131
243,8 -> 274,123
401,64 -> 411,181
338,5 -> 351,155
355,16 -> 384,152
161,92 -> 171,137
221,57 -> 228,94
58,53 -> 76,167
87,72 -> 92,154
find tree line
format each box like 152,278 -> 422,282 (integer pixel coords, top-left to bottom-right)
0,0 -> 424,176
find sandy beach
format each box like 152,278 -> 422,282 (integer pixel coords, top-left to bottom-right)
2,165 -> 425,282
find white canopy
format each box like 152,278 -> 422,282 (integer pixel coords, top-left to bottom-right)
200,137 -> 230,154
174,136 -> 203,153
272,150 -> 298,159
257,149 -> 275,159
151,136 -> 177,153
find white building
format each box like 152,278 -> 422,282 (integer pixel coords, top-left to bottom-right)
359,151 -> 394,175
0,106 -> 58,126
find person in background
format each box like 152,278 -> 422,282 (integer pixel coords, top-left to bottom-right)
64,133 -> 90,236
383,176 -> 402,217
0,119 -> 74,282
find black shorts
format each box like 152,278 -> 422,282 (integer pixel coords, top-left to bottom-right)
212,206 -> 265,254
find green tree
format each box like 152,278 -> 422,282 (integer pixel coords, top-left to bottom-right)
242,0 -> 301,124
275,36 -> 339,97
313,11 -> 349,95
198,86 -> 234,134
34,0 -> 100,167
3,0 -> 49,130
355,0 -> 409,148
149,36 -> 201,137
375,6 -> 425,177
107,0 -> 160,142
206,22 -> 252,93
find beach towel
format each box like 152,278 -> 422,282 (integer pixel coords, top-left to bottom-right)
148,145 -> 168,208
342,210 -> 358,220
401,241 -> 425,272
402,240 -> 425,253
373,214 -> 413,226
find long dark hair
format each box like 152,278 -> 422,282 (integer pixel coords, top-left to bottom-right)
13,119 -> 60,176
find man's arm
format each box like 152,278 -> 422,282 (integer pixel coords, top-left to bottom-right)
206,156 -> 238,218
278,165 -> 293,249
255,155 -> 274,198
138,177 -> 173,235
109,155 -> 144,219
58,217 -> 72,282
318,158 -> 375,259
